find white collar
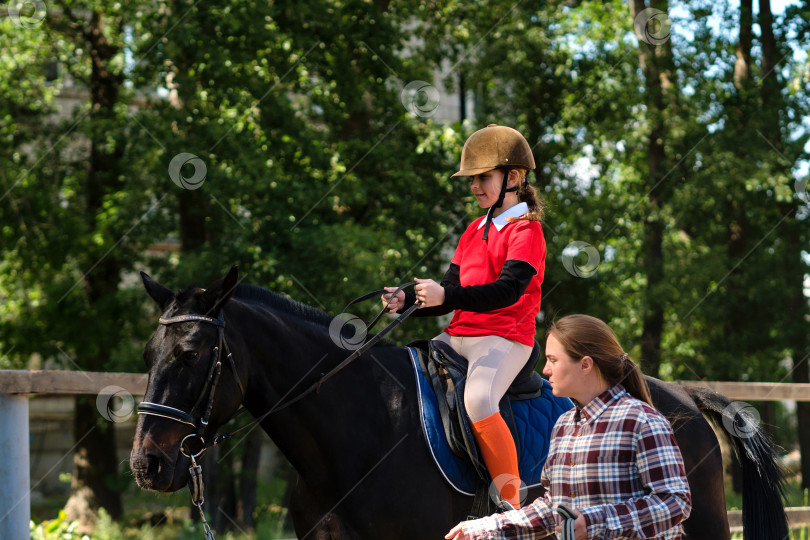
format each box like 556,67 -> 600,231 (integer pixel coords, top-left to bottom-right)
477,202 -> 529,232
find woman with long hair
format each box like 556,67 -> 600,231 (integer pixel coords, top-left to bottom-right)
446,314 -> 691,539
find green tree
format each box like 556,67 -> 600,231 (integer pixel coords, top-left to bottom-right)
417,0 -> 809,409
2,0 -> 161,525
2,0 -> 468,530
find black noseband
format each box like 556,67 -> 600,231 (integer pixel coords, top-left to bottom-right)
136,402 -> 196,427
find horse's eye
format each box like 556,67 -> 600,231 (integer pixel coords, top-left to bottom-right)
179,350 -> 199,365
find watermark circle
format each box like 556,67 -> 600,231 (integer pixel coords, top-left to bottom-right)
561,241 -> 601,278
634,7 -> 672,45
721,401 -> 761,440
400,80 -> 440,118
96,385 -> 135,423
8,0 -> 47,29
487,473 -> 527,508
328,313 -> 368,351
168,152 -> 207,190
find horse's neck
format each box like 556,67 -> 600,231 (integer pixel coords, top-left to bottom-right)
229,301 -> 326,396
227,300 -> 354,468
226,299 -> 413,482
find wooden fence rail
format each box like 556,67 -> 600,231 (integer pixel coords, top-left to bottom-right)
0,369 -> 147,395
728,507 -> 810,532
679,380 -> 810,401
2,370 -> 810,538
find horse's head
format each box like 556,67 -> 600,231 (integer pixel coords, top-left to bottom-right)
130,265 -> 246,492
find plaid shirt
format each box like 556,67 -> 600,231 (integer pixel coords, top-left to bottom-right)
460,385 -> 691,539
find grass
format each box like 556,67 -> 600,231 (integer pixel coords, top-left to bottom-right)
32,476 -> 810,539
31,476 -> 295,540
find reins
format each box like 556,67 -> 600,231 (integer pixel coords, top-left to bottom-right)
266,282 -> 421,411
137,283 -> 420,538
557,503 -> 578,539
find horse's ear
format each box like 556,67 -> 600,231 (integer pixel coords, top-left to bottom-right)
141,272 -> 175,311
201,265 -> 239,315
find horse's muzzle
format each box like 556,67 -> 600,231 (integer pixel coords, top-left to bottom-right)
129,418 -> 188,492
131,447 -> 193,492
130,447 -> 163,489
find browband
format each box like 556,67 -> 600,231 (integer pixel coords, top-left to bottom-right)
159,314 -> 226,327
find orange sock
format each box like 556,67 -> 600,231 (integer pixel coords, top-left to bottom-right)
471,412 -> 522,509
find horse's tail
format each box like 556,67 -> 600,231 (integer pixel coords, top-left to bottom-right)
684,384 -> 789,540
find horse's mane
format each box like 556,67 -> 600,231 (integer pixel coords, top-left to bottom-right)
231,284 -> 396,346
232,283 -> 335,327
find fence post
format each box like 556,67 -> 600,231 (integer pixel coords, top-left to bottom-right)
0,393 -> 30,539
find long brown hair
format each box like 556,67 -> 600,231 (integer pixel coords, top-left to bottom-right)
547,314 -> 652,406
507,168 -> 545,223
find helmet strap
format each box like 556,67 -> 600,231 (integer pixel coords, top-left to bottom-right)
482,168 -> 512,241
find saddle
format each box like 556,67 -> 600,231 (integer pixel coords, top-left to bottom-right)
408,338 -> 572,508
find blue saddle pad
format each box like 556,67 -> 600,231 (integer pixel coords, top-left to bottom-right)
407,347 -> 574,495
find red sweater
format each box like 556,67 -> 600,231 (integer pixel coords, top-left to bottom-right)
444,215 -> 546,346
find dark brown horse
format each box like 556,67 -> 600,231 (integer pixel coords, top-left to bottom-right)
130,266 -> 788,539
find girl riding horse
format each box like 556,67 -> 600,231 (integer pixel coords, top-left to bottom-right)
383,124 -> 546,509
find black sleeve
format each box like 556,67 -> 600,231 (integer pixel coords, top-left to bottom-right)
401,260 -> 537,316
442,259 -> 536,313
401,263 -> 460,317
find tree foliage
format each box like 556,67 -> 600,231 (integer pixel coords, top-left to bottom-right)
2,0 -> 809,521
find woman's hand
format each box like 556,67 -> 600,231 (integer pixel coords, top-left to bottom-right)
555,510 -> 587,540
445,520 -> 489,540
414,277 -> 445,308
381,287 -> 405,312
445,522 -> 467,539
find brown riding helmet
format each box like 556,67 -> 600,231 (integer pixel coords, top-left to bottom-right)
451,124 -> 536,178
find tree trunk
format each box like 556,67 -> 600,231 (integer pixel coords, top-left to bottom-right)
723,0 -> 754,408
64,8 -> 125,527
179,189 -> 208,250
202,445 -> 238,533
758,0 -> 810,488
758,0 -> 779,104
631,0 -> 673,377
793,344 -> 810,488
782,209 -> 809,490
734,0 -> 753,91
65,396 -> 123,524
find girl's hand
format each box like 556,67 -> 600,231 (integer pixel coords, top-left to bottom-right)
381,287 -> 405,312
414,277 -> 445,308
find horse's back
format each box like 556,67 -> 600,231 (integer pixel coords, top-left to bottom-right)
289,345 -> 478,539
645,376 -> 731,540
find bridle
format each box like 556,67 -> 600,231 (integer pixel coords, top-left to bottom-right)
136,312 -> 244,540
135,284 -> 419,539
137,313 -> 245,449
557,503 -> 578,539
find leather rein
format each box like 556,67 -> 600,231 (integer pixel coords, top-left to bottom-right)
137,282 -> 420,458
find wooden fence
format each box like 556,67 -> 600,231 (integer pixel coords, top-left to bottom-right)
1,371 -> 810,537
677,380 -> 810,533
0,370 -> 145,538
